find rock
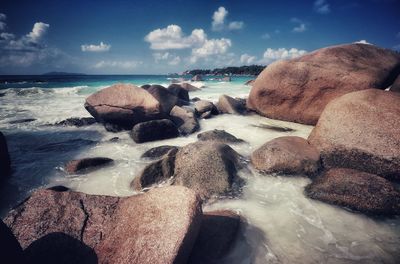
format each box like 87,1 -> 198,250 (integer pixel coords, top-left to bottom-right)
188,210 -> 241,264
308,89 -> 400,180
305,168 -> 400,215
192,74 -> 203,81
200,111 -> 212,119
244,79 -> 255,86
132,148 -> 178,190
217,95 -> 247,115
55,117 -> 96,127
0,220 -> 24,264
251,136 -> 320,176
65,157 -> 114,174
146,85 -> 179,113
0,131 -> 11,178
130,119 -> 179,143
247,43 -> 400,125
84,83 -> 163,130
180,83 -> 201,92
104,122 -> 124,132
391,74 -> 400,92
173,141 -> 243,199
191,97 -> 201,102
251,123 -> 295,132
141,145 -> 180,159
4,186 -> 203,264
9,118 -> 36,124
141,84 -> 151,89
197,129 -> 244,144
170,106 -> 200,135
194,100 -> 219,117
108,137 -> 119,142
167,84 -> 190,102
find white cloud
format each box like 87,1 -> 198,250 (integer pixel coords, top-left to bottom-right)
260,48 -> 307,64
314,0 -> 331,14
240,54 -> 256,65
228,21 -> 244,30
261,33 -> 271,39
168,56 -> 181,66
27,22 -> 49,43
93,60 -> 142,69
144,25 -> 206,50
212,6 -> 228,31
291,18 -> 307,33
0,32 -> 14,40
81,41 -> 111,52
0,22 -> 6,31
190,38 -> 232,63
153,52 -> 181,65
354,40 -> 372,45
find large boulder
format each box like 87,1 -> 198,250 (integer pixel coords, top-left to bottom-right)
251,136 -> 320,176
197,129 -> 244,144
146,85 -> 179,113
305,168 -> 400,215
65,157 -> 114,174
308,89 -> 400,180
247,43 -> 400,125
167,84 -> 190,102
169,106 -> 200,135
4,186 -> 202,264
0,131 -> 11,178
130,119 -> 179,143
84,83 -> 163,130
217,95 -> 247,115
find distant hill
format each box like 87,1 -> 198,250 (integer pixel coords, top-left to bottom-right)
184,65 -> 265,76
42,72 -> 86,76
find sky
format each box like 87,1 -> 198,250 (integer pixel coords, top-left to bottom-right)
0,0 -> 399,74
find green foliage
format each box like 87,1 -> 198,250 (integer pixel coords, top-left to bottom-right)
184,65 -> 265,76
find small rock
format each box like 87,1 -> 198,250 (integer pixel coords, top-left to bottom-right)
130,119 -> 179,143
65,157 -> 114,174
197,129 -> 244,144
55,117 -> 96,127
170,106 -> 200,135
217,95 -> 247,115
141,145 -> 180,159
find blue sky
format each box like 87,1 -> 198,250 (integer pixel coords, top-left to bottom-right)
0,0 -> 399,74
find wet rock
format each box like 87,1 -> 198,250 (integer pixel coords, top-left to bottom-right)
308,89 -> 400,180
108,137 -> 119,142
194,100 -> 219,118
130,119 -> 179,143
141,145 -> 180,159
0,131 -> 11,178
170,106 -> 200,135
217,95 -> 247,115
0,220 -> 24,264
197,129 -> 244,144
189,210 -> 241,264
65,157 -> 114,174
146,85 -> 179,113
305,168 -> 400,215
104,122 -> 124,132
247,43 -> 400,125
167,84 -> 190,102
132,148 -> 178,190
84,83 -> 163,130
251,136 -> 320,176
4,186 -> 202,264
55,117 -> 96,127
9,118 -> 36,124
191,97 -> 201,102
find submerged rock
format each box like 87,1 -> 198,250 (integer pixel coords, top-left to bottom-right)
170,105 -> 200,135
65,157 -> 114,174
197,129 -> 244,144
130,119 -> 179,143
308,89 -> 400,180
217,95 -> 247,115
0,131 -> 11,178
305,168 -> 400,215
55,117 -> 96,127
4,186 -> 202,264
251,136 -> 320,176
141,145 -> 180,159
247,43 -> 400,125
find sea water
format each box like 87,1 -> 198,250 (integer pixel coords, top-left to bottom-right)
0,75 -> 399,263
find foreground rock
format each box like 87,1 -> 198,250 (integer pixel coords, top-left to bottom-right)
251,136 -> 320,176
217,95 -> 247,115
170,106 -> 200,135
305,168 -> 400,215
65,157 -> 114,174
4,186 -> 202,264
0,220 -> 24,264
141,145 -> 180,159
0,131 -> 11,178
197,129 -> 244,144
130,119 -> 179,143
194,100 -> 219,119
146,85 -> 179,113
247,43 -> 400,125
167,84 -> 190,102
55,117 -> 96,127
84,83 -> 163,130
308,89 -> 400,180
189,210 -> 241,264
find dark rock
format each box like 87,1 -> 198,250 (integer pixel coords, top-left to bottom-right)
247,43 -> 400,125
47,185 -> 70,192
141,84 -> 151,89
0,131 -> 11,178
141,145 -> 180,159
0,220 -> 24,264
251,136 -> 321,176
104,123 -> 124,132
308,89 -> 400,180
130,119 -> 179,143
217,95 -> 247,115
108,137 -> 119,142
197,129 -> 244,144
189,210 -> 241,264
305,168 -> 400,215
391,74 -> 400,92
9,118 -> 36,124
146,85 -> 179,113
170,106 -> 200,135
194,100 -> 219,117
0,92 -> 6,97
251,123 -> 295,132
191,97 -> 201,102
168,84 -> 190,102
55,117 -> 96,127
65,157 -> 114,174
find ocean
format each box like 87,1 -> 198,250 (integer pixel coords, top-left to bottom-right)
0,75 -> 399,263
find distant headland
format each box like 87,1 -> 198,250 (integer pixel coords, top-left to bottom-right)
42,72 -> 86,76
183,65 -> 265,76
